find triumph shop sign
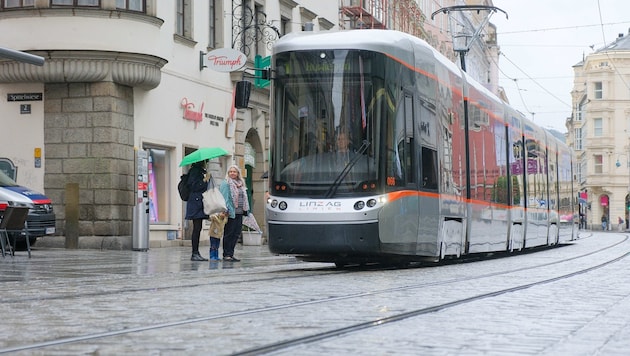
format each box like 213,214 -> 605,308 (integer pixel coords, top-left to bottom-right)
201,48 -> 247,72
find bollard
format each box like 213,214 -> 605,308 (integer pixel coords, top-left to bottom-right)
65,183 -> 79,249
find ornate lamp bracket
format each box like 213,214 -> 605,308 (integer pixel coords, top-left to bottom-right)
232,0 -> 280,57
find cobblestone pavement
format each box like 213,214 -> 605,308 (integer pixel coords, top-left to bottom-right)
0,231 -> 629,355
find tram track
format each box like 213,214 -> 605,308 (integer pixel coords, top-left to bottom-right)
0,235 -> 606,305
234,246 -> 630,355
0,232 -> 606,305
0,234 -> 626,354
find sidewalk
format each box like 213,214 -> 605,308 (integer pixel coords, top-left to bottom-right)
33,233 -> 264,250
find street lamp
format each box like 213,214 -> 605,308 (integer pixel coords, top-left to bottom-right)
0,47 -> 44,66
615,152 -> 630,230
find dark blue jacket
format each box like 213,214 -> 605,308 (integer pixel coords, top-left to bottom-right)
185,164 -> 209,220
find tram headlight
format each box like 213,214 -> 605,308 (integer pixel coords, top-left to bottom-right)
354,201 -> 365,210
270,200 -> 278,208
366,199 -> 377,208
278,201 -> 287,210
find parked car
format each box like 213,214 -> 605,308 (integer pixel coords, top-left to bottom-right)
0,170 -> 55,248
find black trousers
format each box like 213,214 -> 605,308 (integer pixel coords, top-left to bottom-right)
191,218 -> 203,254
223,214 -> 243,258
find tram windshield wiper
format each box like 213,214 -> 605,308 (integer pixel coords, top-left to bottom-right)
325,140 -> 371,198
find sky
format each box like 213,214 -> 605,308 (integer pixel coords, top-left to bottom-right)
489,0 -> 630,133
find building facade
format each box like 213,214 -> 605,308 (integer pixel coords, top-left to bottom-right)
1,0 -> 502,246
567,30 -> 630,231
0,0 -> 336,245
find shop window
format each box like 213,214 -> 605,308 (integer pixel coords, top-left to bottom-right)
145,147 -> 171,224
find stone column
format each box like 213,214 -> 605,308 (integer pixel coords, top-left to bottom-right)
0,51 -> 167,240
45,82 -> 135,236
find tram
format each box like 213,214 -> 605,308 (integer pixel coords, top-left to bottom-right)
265,29 -> 577,265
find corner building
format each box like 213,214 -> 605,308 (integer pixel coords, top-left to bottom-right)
0,1 -> 337,244
568,30 -> 630,231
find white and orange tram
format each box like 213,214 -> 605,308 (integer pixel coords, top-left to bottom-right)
265,29 -> 577,266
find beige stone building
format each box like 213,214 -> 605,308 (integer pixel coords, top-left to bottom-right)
567,30 -> 630,231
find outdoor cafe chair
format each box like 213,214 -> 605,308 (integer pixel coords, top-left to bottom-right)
0,206 -> 31,258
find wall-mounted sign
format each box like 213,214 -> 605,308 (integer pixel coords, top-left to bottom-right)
180,97 -> 226,129
202,48 -> 247,72
20,104 -> 31,114
181,98 -> 204,128
8,93 -> 42,101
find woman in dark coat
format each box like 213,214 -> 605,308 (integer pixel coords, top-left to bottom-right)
185,160 -> 209,261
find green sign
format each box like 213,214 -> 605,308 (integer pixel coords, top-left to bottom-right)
255,55 -> 271,89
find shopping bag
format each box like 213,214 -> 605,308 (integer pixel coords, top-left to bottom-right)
202,178 -> 227,215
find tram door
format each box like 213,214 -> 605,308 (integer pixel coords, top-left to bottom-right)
415,95 -> 441,256
392,93 -> 420,252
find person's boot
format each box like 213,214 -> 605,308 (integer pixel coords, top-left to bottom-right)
191,252 -> 208,261
210,249 -> 220,260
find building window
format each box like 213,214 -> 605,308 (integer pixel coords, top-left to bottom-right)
594,154 -> 603,174
575,127 -> 583,150
116,0 -> 144,12
2,0 -> 34,8
1,1 -> 147,12
593,118 -> 603,136
594,81 -> 603,99
208,0 -> 216,48
255,4 -> 264,57
176,0 -> 192,38
52,0 -> 99,5
145,146 -> 172,224
281,17 -> 289,36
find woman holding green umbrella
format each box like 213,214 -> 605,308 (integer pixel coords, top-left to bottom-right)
180,147 -> 228,261
185,160 -> 210,261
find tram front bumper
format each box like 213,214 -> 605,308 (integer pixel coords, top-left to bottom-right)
267,221 -> 380,256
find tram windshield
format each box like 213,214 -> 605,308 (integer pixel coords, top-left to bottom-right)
271,49 -> 387,197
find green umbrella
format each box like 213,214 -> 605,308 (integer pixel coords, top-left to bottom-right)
179,147 -> 229,167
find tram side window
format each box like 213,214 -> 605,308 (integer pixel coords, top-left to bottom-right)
421,147 -> 438,190
386,94 -> 413,187
386,137 -> 406,187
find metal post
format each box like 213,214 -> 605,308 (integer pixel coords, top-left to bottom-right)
133,150 -> 150,251
64,183 -> 79,249
459,51 -> 471,201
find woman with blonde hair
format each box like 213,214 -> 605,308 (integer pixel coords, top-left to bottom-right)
219,164 -> 250,261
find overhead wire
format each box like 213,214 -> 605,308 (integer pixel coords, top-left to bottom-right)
494,2 -> 630,115
499,52 -> 572,109
596,0 -> 630,93
497,21 -> 630,35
